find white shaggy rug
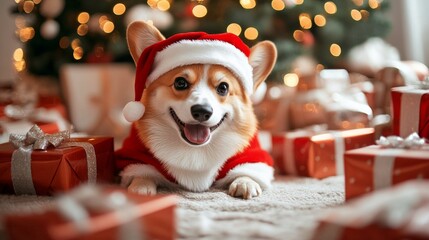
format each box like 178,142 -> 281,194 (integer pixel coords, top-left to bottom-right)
0,176 -> 345,240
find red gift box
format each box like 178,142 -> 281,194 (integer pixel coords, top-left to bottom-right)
344,145 -> 429,200
271,128 -> 374,178
391,86 -> 429,139
3,186 -> 177,240
0,137 -> 114,195
312,181 -> 429,240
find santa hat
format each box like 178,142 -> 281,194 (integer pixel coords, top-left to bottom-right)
123,32 -> 254,122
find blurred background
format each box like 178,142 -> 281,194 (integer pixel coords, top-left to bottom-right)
1,0 -> 428,83
0,0 -> 427,148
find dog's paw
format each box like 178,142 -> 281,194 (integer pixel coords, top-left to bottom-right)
228,176 -> 262,200
127,177 -> 157,195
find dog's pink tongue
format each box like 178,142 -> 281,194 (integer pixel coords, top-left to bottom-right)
184,124 -> 210,145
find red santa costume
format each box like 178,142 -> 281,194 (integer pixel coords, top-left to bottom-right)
116,30 -> 274,191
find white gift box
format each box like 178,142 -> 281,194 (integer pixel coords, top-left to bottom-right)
61,64 -> 135,148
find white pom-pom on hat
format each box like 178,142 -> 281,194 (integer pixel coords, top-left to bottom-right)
123,101 -> 145,122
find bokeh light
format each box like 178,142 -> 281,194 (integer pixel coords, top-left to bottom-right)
314,15 -> 326,27
271,0 -> 285,11
299,14 -> 312,29
113,3 -> 126,15
77,12 -> 90,24
324,2 -> 337,14
283,73 -> 299,87
240,0 -> 256,9
192,5 -> 207,18
244,27 -> 258,40
226,23 -> 242,36
330,43 -> 341,57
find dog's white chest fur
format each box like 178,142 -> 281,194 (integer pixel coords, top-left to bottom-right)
146,116 -> 249,191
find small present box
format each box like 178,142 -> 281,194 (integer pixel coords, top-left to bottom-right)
0,126 -> 114,195
272,128 -> 374,178
391,85 -> 429,139
374,61 -> 428,115
344,144 -> 429,200
312,180 -> 429,240
2,185 -> 178,240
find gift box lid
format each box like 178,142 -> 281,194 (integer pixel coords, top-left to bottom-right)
345,145 -> 429,159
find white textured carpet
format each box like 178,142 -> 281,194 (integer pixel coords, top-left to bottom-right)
0,176 -> 345,240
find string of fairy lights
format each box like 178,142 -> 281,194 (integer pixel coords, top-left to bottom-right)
13,0 -> 385,86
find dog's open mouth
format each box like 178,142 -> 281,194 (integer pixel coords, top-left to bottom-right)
169,108 -> 227,145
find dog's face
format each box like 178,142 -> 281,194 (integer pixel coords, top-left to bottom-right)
127,22 -> 276,171
144,64 -> 252,146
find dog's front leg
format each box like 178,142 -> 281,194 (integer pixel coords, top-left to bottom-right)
228,176 -> 262,199
128,176 -> 157,195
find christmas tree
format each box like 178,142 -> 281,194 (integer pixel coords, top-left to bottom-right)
12,0 -> 390,82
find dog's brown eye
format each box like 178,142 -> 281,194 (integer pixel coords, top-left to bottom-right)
216,82 -> 229,96
174,77 -> 189,90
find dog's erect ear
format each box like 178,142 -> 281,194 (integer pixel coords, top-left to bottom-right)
248,41 -> 277,91
127,21 -> 166,65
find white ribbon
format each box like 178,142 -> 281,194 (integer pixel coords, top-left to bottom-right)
283,131 -> 312,175
282,130 -> 347,176
9,125 -> 71,195
373,133 -> 427,190
373,149 -> 405,190
376,132 -> 426,149
331,132 -> 345,176
397,87 -> 427,138
61,142 -> 97,184
11,146 -> 36,195
8,125 -> 98,194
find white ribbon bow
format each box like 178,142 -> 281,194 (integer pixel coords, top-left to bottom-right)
376,132 -> 426,149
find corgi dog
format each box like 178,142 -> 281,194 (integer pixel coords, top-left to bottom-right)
115,21 -> 277,199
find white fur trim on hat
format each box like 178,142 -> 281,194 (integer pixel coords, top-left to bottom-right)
123,101 -> 145,122
147,40 -> 254,94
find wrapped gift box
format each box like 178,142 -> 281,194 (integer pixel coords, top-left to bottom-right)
312,181 -> 429,240
391,85 -> 429,139
344,145 -> 429,200
271,128 -> 374,178
61,64 -> 135,149
0,137 -> 114,195
3,186 -> 177,240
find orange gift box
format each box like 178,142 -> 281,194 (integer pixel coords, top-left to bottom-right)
0,137 -> 114,195
391,86 -> 429,139
344,145 -> 429,200
3,187 -> 178,240
271,128 -> 374,178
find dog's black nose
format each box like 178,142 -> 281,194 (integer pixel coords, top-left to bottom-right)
191,104 -> 213,122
